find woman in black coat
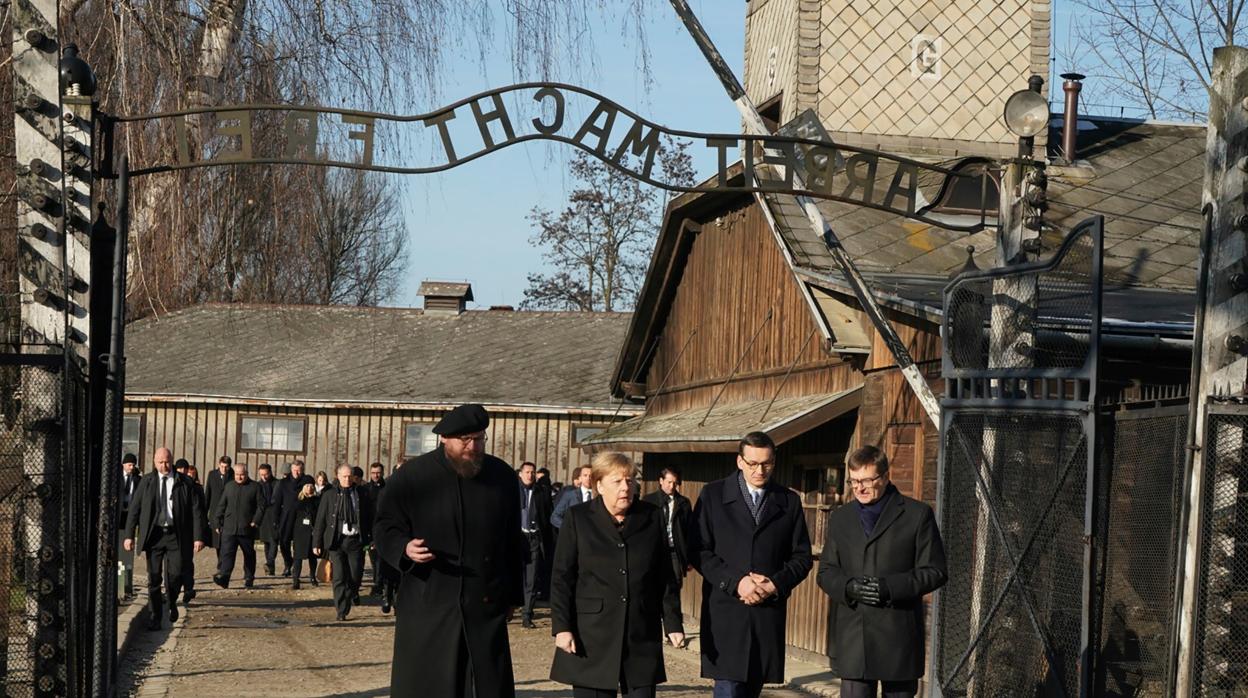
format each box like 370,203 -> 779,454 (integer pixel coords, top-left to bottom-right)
550,452 -> 682,698
290,483 -> 320,588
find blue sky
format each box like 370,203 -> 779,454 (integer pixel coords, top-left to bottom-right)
395,1 -> 744,309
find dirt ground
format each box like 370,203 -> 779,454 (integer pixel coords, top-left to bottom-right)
118,548 -> 809,697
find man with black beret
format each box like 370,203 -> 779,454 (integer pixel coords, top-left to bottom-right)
375,404 -> 525,697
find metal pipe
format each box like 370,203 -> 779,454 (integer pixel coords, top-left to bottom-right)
1061,73 -> 1085,163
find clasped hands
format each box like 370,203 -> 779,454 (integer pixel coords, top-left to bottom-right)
845,576 -> 890,607
736,572 -> 778,606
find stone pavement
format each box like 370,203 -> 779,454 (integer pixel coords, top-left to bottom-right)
118,548 -> 843,697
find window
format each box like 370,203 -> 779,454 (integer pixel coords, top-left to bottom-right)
238,415 -> 306,453
924,158 -> 1001,216
573,425 -> 606,446
122,413 -> 145,465
403,423 -> 439,457
758,93 -> 783,134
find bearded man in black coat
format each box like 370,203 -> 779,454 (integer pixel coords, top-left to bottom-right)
817,446 -> 947,698
375,404 -> 525,698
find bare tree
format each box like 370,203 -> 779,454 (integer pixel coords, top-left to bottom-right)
522,138 -> 695,312
1067,0 -> 1247,120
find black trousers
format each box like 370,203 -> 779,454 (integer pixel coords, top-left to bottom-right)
145,528 -> 183,616
572,687 -> 655,698
291,552 -> 318,583
838,679 -> 919,698
662,550 -> 684,634
278,535 -> 294,571
521,532 -> 542,620
329,536 -> 365,615
218,534 -> 256,584
368,545 -> 382,591
263,539 -> 279,570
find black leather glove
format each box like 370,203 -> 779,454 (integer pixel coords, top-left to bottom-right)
845,577 -> 881,606
863,576 -> 891,605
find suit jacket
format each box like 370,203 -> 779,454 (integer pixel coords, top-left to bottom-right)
520,481 -> 554,555
205,469 -> 230,519
642,489 -> 693,572
693,473 -> 813,683
552,485 -> 591,529
550,498 -> 680,691
313,484 -> 374,551
123,471 -> 206,556
117,470 -> 142,531
816,486 -> 947,681
213,479 -> 265,538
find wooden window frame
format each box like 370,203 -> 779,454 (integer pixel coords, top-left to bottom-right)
236,414 -> 308,455
571,423 -> 607,447
122,412 -> 146,467
401,421 -> 440,459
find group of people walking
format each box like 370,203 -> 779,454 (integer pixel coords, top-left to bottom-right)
120,401 -> 948,697
118,452 -> 400,632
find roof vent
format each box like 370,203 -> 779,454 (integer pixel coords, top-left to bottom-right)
488,305 -> 515,312
1060,72 -> 1085,164
419,281 -> 473,315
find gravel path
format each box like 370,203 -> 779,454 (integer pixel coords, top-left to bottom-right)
118,549 -> 810,697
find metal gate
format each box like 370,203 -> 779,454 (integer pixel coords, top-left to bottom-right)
931,217 -> 1104,697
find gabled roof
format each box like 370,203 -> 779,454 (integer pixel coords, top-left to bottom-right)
126,303 -> 638,413
610,116 -> 1201,397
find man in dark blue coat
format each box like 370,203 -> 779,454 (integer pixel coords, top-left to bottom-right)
817,445 -> 947,698
693,431 -> 813,698
374,404 -> 525,698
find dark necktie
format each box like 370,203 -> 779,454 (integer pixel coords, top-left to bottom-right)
158,476 -> 169,527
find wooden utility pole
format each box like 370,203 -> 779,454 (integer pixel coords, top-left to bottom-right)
1176,44 -> 1248,698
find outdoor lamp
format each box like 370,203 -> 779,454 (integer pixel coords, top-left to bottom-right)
1002,89 -> 1049,138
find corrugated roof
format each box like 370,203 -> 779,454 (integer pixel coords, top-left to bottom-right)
583,386 -> 861,452
125,303 -> 635,411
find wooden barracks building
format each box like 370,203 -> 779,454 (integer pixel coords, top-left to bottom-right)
123,282 -> 641,482
583,0 -> 1201,659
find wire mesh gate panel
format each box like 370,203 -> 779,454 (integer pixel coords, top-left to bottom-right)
0,354 -> 86,698
932,217 -> 1104,698
1096,406 -> 1187,696
1192,403 -> 1248,697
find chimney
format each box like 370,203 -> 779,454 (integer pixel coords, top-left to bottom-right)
1060,73 -> 1085,163
418,281 -> 473,315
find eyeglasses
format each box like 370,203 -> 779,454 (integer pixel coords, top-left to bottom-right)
451,433 -> 488,445
741,458 -> 775,472
849,474 -> 884,489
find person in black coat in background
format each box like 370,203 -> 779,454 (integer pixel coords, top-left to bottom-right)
290,482 -> 321,589
518,461 -> 554,628
693,431 -> 813,698
550,452 -> 683,698
314,464 -> 374,620
641,467 -> 694,640
363,461 -> 398,613
817,446 -> 947,698
212,463 -> 265,588
278,459 -> 315,580
117,452 -> 142,598
122,447 -> 206,630
173,459 -> 208,605
204,455 -> 232,559
374,404 -> 525,698
257,464 -> 282,576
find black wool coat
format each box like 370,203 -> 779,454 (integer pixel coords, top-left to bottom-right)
817,487 -> 948,681
258,478 -> 282,543
693,474 -> 813,684
291,492 -> 320,559
549,498 -> 680,691
312,484 -> 374,551
277,475 -> 315,541
641,489 -> 694,571
213,479 -> 265,538
123,471 -> 207,558
374,448 -> 525,698
117,471 -> 142,531
204,468 -> 230,548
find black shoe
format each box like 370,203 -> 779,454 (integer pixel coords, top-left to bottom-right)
169,606 -> 179,623
265,565 -> 275,576
244,579 -> 254,588
381,600 -> 391,614
336,612 -> 348,621
310,578 -> 319,587
213,574 -> 229,589
352,592 -> 361,605
522,618 -> 536,629
292,578 -> 301,590
281,568 -> 291,577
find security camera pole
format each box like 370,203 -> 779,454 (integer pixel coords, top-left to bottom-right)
666,0 -> 941,426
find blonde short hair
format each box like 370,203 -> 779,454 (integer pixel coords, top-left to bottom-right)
590,452 -> 637,486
